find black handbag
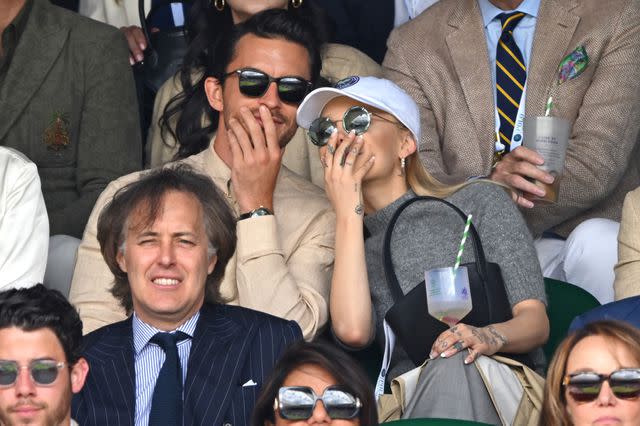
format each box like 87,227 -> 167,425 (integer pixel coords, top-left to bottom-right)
383,196 -> 533,368
138,0 -> 191,93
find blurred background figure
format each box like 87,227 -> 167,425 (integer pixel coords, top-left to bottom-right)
252,341 -> 378,426
0,147 -> 48,290
541,320 -> 640,426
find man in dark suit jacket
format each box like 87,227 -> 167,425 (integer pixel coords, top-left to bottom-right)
0,0 -> 142,238
71,165 -> 302,426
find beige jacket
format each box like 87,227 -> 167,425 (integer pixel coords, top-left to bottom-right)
69,145 -> 336,339
614,187 -> 640,300
383,0 -> 640,237
147,43 -> 382,187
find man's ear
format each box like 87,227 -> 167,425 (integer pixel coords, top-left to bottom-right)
204,77 -> 224,113
207,255 -> 217,275
116,248 -> 127,273
70,358 -> 89,394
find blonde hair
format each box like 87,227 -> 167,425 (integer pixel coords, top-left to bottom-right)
405,152 -> 468,198
540,320 -> 640,426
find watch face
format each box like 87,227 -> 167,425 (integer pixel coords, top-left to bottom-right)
251,207 -> 272,217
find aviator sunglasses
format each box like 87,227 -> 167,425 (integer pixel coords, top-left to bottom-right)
274,385 -> 361,420
308,105 -> 402,147
0,359 -> 67,387
563,368 -> 640,402
225,68 -> 312,104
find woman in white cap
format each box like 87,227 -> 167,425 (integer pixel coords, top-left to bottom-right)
297,76 -> 549,422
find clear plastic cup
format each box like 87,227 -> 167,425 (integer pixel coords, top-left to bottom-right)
523,116 -> 571,204
425,266 -> 472,327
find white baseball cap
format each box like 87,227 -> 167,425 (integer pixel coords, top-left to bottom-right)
296,76 -> 421,146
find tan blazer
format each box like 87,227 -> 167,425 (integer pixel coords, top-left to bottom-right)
614,187 -> 640,300
79,0 -> 150,28
146,43 -> 383,187
383,0 -> 640,237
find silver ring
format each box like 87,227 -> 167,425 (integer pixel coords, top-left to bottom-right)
453,341 -> 465,351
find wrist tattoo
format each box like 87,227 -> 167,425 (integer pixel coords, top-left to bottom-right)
487,325 -> 508,346
355,203 -> 364,216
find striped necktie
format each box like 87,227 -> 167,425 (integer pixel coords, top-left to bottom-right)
496,12 -> 527,153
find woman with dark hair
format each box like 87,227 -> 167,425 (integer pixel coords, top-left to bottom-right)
252,341 -> 378,426
146,0 -> 381,188
541,320 -> 640,426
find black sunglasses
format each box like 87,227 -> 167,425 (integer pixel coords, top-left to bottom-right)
0,359 -> 67,387
274,385 -> 361,420
563,368 -> 640,402
308,105 -> 402,147
225,68 -> 312,104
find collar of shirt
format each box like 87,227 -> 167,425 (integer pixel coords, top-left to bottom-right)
0,0 -> 33,73
132,311 -> 200,355
478,0 -> 540,27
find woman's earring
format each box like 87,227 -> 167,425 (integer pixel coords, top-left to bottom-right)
213,0 -> 224,11
400,157 -> 406,176
291,0 -> 303,8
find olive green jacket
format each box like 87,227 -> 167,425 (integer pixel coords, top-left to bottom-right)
0,0 -> 142,237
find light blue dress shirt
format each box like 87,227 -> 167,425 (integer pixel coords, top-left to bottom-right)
478,0 -> 540,151
132,311 -> 199,426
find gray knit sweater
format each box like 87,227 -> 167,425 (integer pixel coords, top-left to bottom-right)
363,182 -> 546,379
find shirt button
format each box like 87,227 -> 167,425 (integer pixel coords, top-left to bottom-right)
223,423 -> 232,426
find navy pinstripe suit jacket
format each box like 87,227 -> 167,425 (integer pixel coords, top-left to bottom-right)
71,303 -> 302,426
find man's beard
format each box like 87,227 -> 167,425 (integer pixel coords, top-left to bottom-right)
0,385 -> 70,426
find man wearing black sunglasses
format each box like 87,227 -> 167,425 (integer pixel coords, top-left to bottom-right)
69,8 -> 335,342
0,284 -> 88,426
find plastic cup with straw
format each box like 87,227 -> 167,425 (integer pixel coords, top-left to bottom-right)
426,214 -> 474,327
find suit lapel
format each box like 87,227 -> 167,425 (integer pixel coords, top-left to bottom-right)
184,305 -> 256,425
526,0 -> 580,116
0,0 -> 68,140
76,318 -> 136,425
446,0 -> 496,165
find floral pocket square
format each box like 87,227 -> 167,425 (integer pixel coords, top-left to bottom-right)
557,45 -> 589,85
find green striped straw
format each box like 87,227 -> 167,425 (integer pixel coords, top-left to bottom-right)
453,214 -> 473,274
545,96 -> 554,117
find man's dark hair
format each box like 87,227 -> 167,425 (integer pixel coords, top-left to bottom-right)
0,284 -> 83,364
161,7 -> 326,159
251,341 -> 379,426
97,164 -> 237,313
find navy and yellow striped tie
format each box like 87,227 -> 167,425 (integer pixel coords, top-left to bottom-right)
496,12 -> 527,153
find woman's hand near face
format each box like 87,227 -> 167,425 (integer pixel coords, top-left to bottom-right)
321,130 -> 375,220
323,130 -> 376,348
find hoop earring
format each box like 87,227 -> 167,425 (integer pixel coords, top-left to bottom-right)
400,157 -> 406,176
291,0 -> 303,8
213,0 -> 224,11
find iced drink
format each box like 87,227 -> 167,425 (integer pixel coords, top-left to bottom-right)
523,116 -> 570,204
426,266 -> 472,327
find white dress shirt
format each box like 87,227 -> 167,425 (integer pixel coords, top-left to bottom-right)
0,147 -> 48,289
132,311 -> 199,426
